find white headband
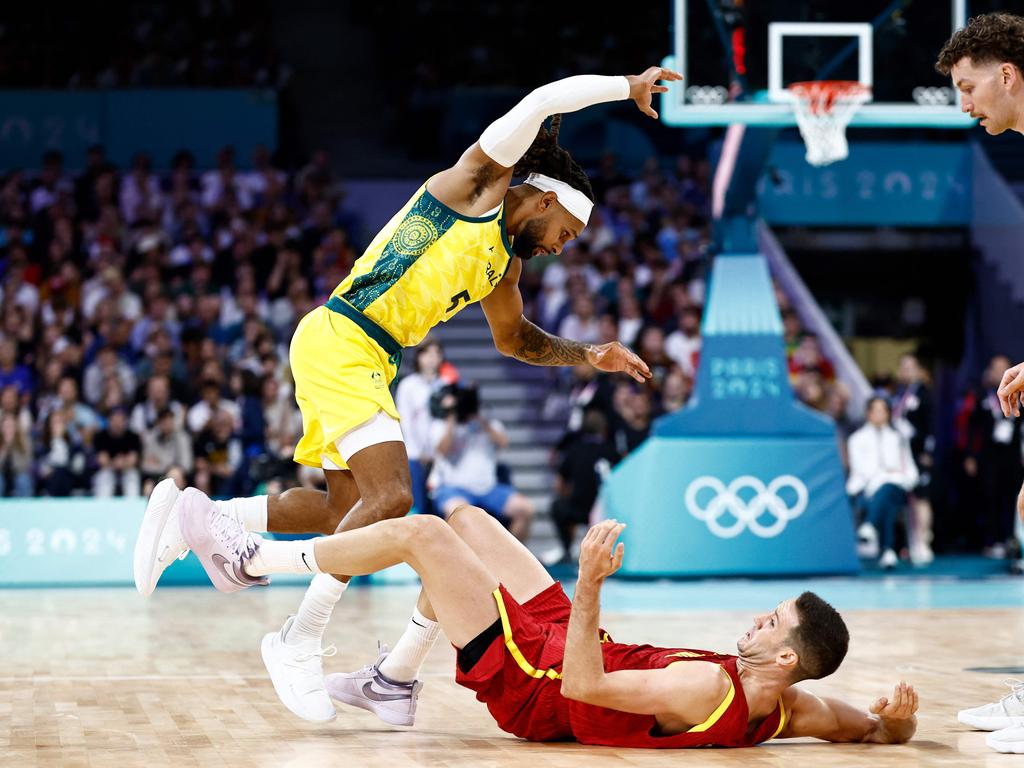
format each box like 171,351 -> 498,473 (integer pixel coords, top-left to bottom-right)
523,173 -> 593,226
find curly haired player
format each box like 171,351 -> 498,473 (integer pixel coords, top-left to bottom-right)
936,12 -> 1024,136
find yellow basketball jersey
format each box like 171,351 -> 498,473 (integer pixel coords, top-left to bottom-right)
330,180 -> 514,347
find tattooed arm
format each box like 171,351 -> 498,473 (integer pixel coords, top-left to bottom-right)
512,318 -> 591,366
481,259 -> 651,382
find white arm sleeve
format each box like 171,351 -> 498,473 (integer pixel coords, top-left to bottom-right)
479,75 -> 630,168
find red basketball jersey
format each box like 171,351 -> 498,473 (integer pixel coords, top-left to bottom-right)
456,584 -> 787,749
569,643 -> 787,748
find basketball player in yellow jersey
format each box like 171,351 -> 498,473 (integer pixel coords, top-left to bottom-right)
133,65 -> 682,722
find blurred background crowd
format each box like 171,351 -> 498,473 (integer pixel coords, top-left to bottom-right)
2,139 -> 1019,569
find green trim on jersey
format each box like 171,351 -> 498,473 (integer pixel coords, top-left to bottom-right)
343,191 -> 457,311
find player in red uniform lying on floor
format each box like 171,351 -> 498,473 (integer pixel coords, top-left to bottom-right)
177,488 -> 919,747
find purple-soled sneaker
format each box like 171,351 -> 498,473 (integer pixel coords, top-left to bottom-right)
325,644 -> 422,727
178,488 -> 268,593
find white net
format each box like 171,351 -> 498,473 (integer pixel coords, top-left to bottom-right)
912,86 -> 954,106
786,81 -> 871,167
686,85 -> 729,105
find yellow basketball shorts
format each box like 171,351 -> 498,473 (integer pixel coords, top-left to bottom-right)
290,305 -> 401,470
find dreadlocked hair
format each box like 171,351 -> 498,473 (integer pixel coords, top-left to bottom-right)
512,115 -> 594,202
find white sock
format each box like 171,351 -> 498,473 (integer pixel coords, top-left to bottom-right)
378,606 -> 441,683
244,536 -> 322,577
287,573 -> 348,648
215,496 -> 268,532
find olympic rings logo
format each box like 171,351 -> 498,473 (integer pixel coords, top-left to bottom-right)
684,475 -> 808,539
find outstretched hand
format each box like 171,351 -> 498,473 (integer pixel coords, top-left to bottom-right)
578,519 -> 626,584
869,681 -> 919,722
997,361 -> 1024,417
626,66 -> 683,119
586,342 -> 652,383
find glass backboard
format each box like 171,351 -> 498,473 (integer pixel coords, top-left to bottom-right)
662,0 -> 979,127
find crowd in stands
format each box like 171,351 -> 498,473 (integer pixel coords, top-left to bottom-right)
0,143 -> 344,499
4,140 -> 1022,570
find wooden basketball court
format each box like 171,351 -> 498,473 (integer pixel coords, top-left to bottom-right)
2,584 -> 1018,767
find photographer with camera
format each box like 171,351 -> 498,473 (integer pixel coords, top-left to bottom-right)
429,384 -> 534,541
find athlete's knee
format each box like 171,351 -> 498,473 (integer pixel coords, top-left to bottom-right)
395,513 -> 454,555
367,483 -> 414,523
445,503 -> 488,528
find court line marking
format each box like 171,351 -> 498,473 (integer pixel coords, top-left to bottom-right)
0,672 -> 455,683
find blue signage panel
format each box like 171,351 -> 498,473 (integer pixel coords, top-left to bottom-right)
657,255 -> 833,437
603,436 -> 858,577
620,253 -> 856,576
0,499 -> 313,587
0,90 -> 277,169
757,142 -> 971,226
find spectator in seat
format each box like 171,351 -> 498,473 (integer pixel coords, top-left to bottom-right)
48,376 -> 101,448
665,305 -> 702,378
261,374 -> 302,465
187,379 -> 241,434
965,355 -> 1024,560
395,339 -> 446,516
891,353 -> 936,565
93,406 -> 142,497
0,413 -> 33,496
558,293 -> 601,345
611,382 -> 653,458
193,410 -> 243,497
636,325 -> 673,385
130,374 -> 184,434
847,397 -> 919,570
430,385 -> 534,542
0,337 -> 32,396
616,292 -> 645,348
83,345 -> 135,407
659,366 -> 693,415
141,407 -> 194,495
1,383 -> 33,436
788,333 -> 835,382
546,410 -> 618,565
38,410 -> 87,496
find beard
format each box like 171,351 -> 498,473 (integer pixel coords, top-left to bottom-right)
512,218 -> 547,261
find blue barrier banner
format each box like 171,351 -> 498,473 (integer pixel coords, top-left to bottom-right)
757,142 -> 972,226
0,499 -> 141,585
602,437 -> 858,576
0,90 -> 277,169
0,499 -> 419,587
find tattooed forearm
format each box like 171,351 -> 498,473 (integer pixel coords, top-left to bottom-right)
511,319 -> 592,366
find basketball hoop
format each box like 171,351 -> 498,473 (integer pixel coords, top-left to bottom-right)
785,81 -> 871,167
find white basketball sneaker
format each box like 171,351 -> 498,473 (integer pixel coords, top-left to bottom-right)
261,616 -> 338,723
133,477 -> 188,596
958,680 -> 1024,731
326,645 -> 422,727
987,725 -> 1024,753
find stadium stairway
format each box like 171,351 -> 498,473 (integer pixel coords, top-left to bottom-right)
429,305 -> 561,548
